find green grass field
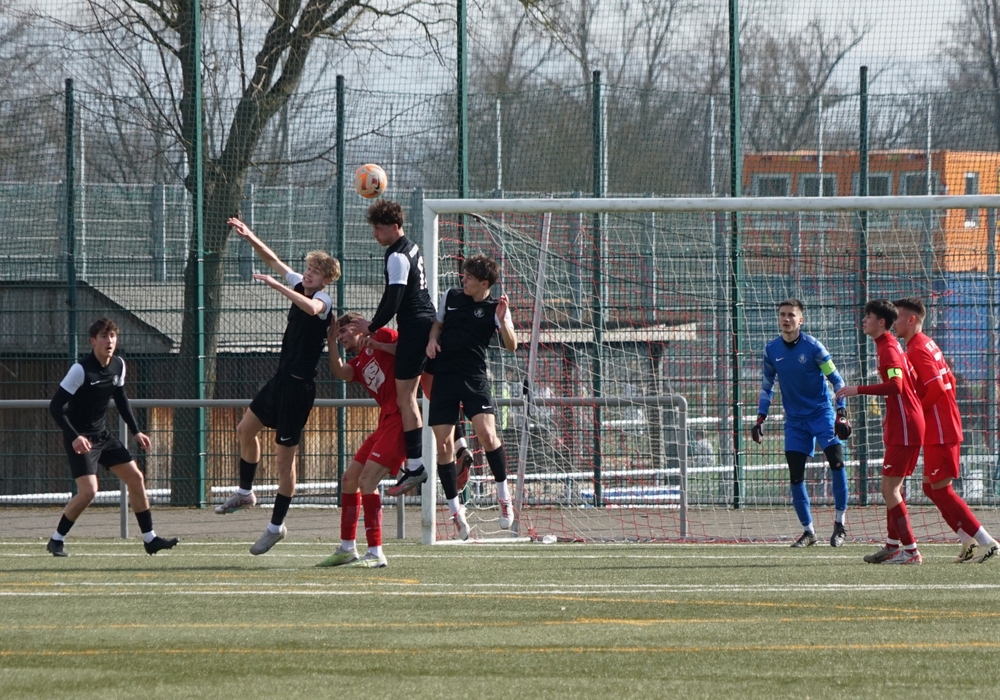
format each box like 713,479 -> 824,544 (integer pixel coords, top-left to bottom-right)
1,541 -> 999,699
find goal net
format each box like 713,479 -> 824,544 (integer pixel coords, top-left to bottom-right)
420,195 -> 1000,545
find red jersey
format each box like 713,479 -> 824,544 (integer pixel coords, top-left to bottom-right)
859,332 -> 924,446
904,331 -> 963,445
347,327 -> 398,417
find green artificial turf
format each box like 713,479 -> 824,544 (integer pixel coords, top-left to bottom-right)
1,542 -> 998,699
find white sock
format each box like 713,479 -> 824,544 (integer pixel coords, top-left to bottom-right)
455,437 -> 467,451
142,531 -> 156,543
51,532 -> 65,542
886,537 -> 900,547
904,543 -> 918,551
447,497 -> 461,515
805,523 -> 815,535
835,510 -> 846,525
405,458 -> 423,472
973,527 -> 996,546
267,522 -> 283,534
236,487 -> 252,496
341,539 -> 356,552
369,545 -> 383,558
496,480 -> 510,502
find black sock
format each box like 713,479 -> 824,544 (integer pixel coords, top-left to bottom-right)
239,459 -> 258,491
438,462 -> 458,500
272,493 -> 292,527
485,446 -> 508,482
403,428 -> 422,463
135,509 -> 154,534
56,514 -> 75,537
454,420 -> 466,441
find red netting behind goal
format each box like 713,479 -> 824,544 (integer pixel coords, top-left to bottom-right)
429,203 -> 1000,544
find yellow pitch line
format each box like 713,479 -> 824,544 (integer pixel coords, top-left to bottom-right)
3,641 -> 1000,658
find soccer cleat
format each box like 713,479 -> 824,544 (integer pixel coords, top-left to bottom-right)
144,536 -> 179,555
791,531 -> 817,548
315,546 -> 359,568
46,538 -> 68,557
830,522 -> 847,548
452,506 -> 470,540
955,539 -> 978,564
498,499 -> 513,530
864,545 -> 900,564
884,548 -> 922,565
250,525 -> 286,555
215,490 -> 257,515
351,551 -> 388,569
455,446 -> 474,491
974,539 -> 999,564
387,468 -> 428,497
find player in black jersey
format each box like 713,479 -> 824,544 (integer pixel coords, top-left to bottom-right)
350,199 -> 437,497
47,318 -> 178,557
215,217 -> 341,556
426,255 -> 518,538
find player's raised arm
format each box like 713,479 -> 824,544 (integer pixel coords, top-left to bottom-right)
228,217 -> 294,278
496,294 -> 517,352
253,273 -> 329,316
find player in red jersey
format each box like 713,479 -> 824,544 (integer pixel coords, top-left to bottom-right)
893,298 -> 998,564
837,299 -> 925,564
316,313 -> 405,569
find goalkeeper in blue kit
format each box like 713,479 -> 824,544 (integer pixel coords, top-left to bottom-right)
752,299 -> 853,548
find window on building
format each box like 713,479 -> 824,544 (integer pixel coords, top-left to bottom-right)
853,173 -> 892,227
965,172 -> 980,227
798,174 -> 837,229
754,175 -> 790,197
901,172 -> 942,230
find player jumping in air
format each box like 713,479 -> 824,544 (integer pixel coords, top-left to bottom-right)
752,299 -> 853,547
316,313 -> 403,569
215,217 -> 340,556
892,298 -> 998,563
349,200 -> 437,497
47,318 -> 177,557
837,299 -> 926,565
427,255 -> 518,539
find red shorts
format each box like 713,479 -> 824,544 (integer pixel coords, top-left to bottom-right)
353,412 -> 405,476
922,442 -> 961,482
882,444 -> 921,478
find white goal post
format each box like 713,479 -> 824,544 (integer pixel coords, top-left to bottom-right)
419,195 -> 1000,545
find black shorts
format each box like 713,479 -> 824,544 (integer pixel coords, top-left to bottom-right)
249,374 -> 316,447
428,373 -> 495,426
64,430 -> 134,479
395,317 -> 434,380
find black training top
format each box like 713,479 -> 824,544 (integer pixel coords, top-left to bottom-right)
368,235 -> 435,332
433,288 -> 505,377
49,352 -> 140,439
277,271 -> 333,380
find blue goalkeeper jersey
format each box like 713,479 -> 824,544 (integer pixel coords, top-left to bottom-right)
757,332 -> 846,419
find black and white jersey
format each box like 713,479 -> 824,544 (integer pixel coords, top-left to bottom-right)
55,353 -> 129,437
369,235 -> 435,332
434,288 -> 506,377
277,271 -> 333,380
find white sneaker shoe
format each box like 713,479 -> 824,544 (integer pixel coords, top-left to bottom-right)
250,524 -> 286,555
498,499 -> 513,530
955,539 -> 978,564
452,507 -> 470,540
215,490 -> 256,514
884,548 -> 922,565
974,539 -> 999,564
351,551 -> 388,568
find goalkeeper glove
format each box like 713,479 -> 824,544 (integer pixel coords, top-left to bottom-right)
834,408 -> 853,440
750,414 -> 766,444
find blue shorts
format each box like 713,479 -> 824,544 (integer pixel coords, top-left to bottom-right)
784,412 -> 840,456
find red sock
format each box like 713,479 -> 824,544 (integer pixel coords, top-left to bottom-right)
362,493 -> 383,548
927,483 -> 981,536
888,502 -> 916,546
886,506 -> 900,544
341,491 -> 361,541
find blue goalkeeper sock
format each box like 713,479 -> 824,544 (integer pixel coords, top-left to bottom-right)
790,481 -> 812,530
830,467 -> 848,513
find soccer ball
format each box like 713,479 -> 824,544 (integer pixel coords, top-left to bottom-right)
354,163 -> 387,199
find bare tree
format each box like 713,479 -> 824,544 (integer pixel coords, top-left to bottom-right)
944,0 -> 1000,149
34,0 -> 450,501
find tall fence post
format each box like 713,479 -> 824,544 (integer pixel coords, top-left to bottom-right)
591,70 -> 606,508
856,65 -> 871,507
728,0 -> 745,509
335,75 -> 347,508
65,78 -> 77,362
151,183 -> 167,282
